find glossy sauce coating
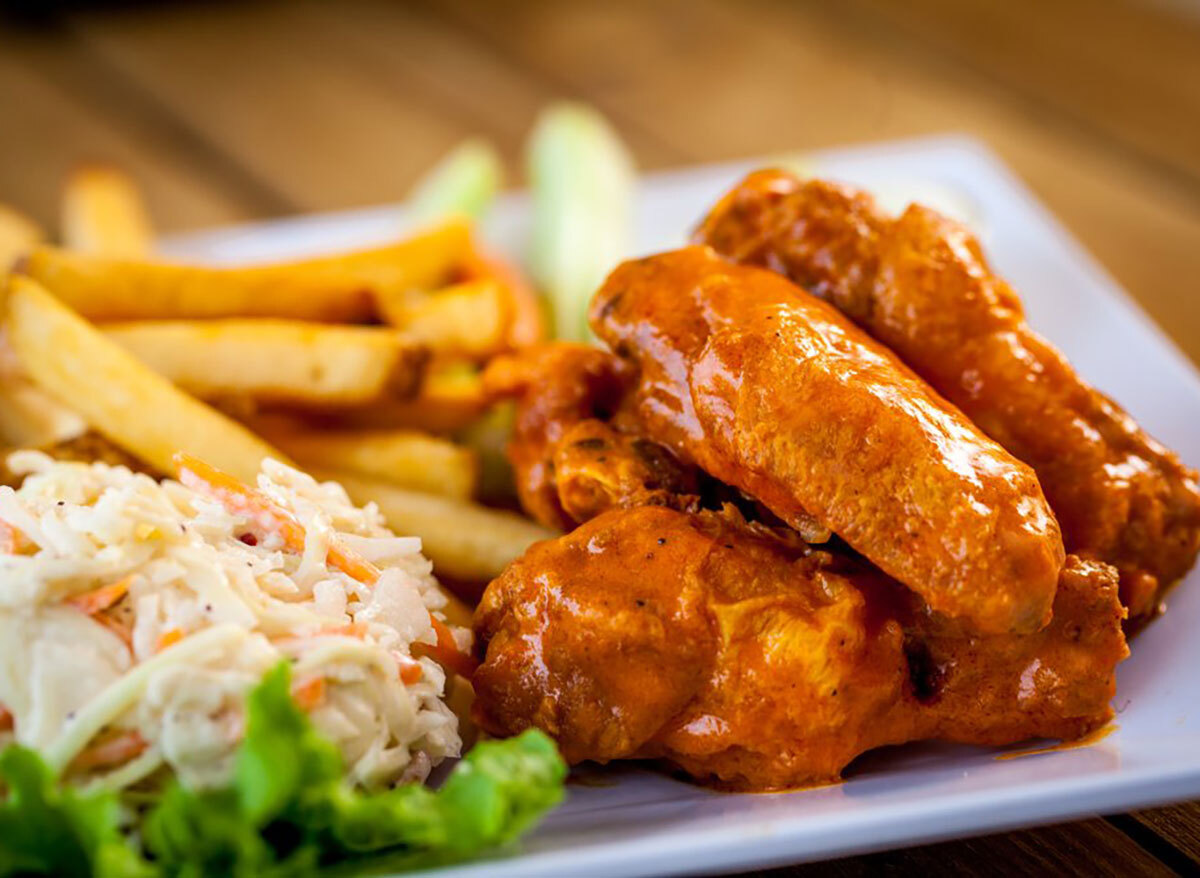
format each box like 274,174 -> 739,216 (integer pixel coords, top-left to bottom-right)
484,343 -> 698,530
696,170 -> 1200,617
473,506 -> 1126,790
908,555 -> 1127,744
479,347 -> 1125,748
474,506 -> 917,789
590,246 -> 1064,634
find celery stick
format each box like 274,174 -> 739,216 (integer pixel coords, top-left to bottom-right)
526,102 -> 634,341
408,138 -> 504,223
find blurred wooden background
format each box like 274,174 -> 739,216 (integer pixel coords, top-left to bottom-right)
2,0 -> 1199,874
3,0 -> 1200,360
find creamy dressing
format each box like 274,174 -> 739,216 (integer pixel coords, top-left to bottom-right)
0,452 -> 462,791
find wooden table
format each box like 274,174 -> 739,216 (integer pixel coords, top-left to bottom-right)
2,0 -> 1199,873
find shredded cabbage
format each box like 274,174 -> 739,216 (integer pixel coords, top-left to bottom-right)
0,454 -> 461,792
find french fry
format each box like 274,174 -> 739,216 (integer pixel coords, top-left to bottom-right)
22,217 -> 470,322
0,205 -> 43,274
437,590 -> 475,630
32,432 -> 148,475
104,319 -> 428,406
266,428 -> 478,500
0,375 -> 88,449
3,276 -> 285,482
374,278 -> 510,360
61,164 -> 153,257
312,468 -> 555,583
461,247 -> 545,348
343,395 -> 486,435
332,361 -> 488,434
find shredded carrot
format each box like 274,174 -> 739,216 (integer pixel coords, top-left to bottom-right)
67,577 -> 134,653
324,622 -> 368,638
64,576 -> 132,616
413,616 -> 479,678
326,543 -> 383,586
155,628 -> 184,652
267,622 -> 366,650
93,613 -> 134,649
72,729 -> 147,773
0,705 -> 12,732
290,675 -> 326,711
172,452 -> 477,679
176,452 -> 307,547
398,659 -> 423,686
175,452 -> 383,585
0,519 -> 34,555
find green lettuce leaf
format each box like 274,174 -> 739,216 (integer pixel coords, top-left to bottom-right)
142,662 -> 566,875
2,663 -> 565,876
0,745 -> 155,878
328,725 -> 565,857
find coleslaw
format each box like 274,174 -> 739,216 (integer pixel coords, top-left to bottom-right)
0,452 -> 464,795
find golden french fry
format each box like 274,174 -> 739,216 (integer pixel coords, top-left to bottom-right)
438,591 -> 475,629
0,375 -> 88,449
3,276 -> 285,482
61,164 -> 153,257
461,247 -> 545,348
23,218 -> 470,322
30,431 -> 147,473
444,674 -> 478,749
267,428 -> 477,500
505,273 -> 547,349
104,319 -> 428,406
341,396 -> 487,434
0,205 -> 43,274
375,278 -> 510,359
332,361 -> 488,433
1,432 -> 148,491
313,467 -> 554,583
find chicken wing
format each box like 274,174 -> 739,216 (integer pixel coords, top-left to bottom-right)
483,343 -> 1125,748
483,343 -> 699,530
907,555 -> 1127,745
473,505 -> 917,789
696,170 -> 1200,618
473,505 -> 1126,789
590,246 -> 1064,634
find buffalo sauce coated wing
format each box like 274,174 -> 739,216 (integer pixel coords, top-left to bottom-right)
696,170 -> 1200,618
908,555 -> 1127,745
472,506 -> 1127,789
590,246 -> 1064,635
480,343 -> 1126,747
483,343 -> 699,530
473,505 -> 917,790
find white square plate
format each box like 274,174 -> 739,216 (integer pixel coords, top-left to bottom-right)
161,136 -> 1200,878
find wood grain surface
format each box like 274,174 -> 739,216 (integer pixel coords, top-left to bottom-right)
1,0 -> 1198,873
